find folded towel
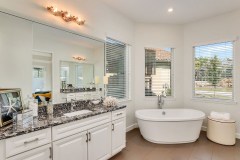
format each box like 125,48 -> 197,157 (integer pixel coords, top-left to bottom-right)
210,111 -> 231,121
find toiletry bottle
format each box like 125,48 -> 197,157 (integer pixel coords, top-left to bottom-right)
28,96 -> 38,117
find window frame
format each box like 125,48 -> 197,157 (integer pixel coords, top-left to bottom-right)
105,37 -> 131,101
192,40 -> 236,103
144,47 -> 175,99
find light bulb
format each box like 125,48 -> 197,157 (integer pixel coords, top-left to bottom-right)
53,8 -> 58,13
66,13 -> 71,17
168,8 -> 173,13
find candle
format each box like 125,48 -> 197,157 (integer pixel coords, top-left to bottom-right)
95,76 -> 100,85
103,76 -> 109,85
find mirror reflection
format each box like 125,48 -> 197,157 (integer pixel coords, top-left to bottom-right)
60,61 -> 94,89
0,12 -> 105,104
32,51 -> 52,103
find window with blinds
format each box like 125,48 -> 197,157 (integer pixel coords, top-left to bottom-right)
145,48 -> 173,97
105,37 -> 129,99
194,41 -> 234,100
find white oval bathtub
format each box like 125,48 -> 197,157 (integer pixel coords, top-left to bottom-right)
135,109 -> 205,144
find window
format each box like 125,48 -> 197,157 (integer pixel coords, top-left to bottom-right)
105,37 -> 130,99
194,41 -> 234,100
145,48 -> 173,97
33,67 -> 44,78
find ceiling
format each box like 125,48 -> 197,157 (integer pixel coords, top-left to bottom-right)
100,0 -> 240,24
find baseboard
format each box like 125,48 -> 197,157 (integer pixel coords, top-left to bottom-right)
236,133 -> 240,139
201,125 -> 240,139
126,123 -> 138,132
201,126 -> 207,131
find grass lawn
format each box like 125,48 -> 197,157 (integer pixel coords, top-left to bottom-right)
195,87 -> 232,92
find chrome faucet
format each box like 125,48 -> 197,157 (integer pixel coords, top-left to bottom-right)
70,99 -> 77,111
158,91 -> 166,109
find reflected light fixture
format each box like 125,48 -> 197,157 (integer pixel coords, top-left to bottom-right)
168,7 -> 173,13
73,56 -> 86,61
46,6 -> 85,25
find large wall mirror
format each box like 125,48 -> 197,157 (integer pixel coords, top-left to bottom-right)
0,12 -> 105,104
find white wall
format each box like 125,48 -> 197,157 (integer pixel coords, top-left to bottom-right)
183,10 -> 240,137
0,13 -> 33,100
0,0 -> 136,128
134,23 -> 184,112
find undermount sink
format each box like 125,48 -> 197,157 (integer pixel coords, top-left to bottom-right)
63,110 -> 93,117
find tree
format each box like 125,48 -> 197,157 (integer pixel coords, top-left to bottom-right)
207,55 -> 221,90
195,57 -> 209,81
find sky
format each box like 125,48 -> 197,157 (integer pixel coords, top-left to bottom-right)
195,41 -> 233,60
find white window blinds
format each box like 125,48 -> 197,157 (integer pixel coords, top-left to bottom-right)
145,48 -> 173,96
105,37 -> 129,99
194,41 -> 234,100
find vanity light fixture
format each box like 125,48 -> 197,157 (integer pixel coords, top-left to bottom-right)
46,6 -> 85,25
73,56 -> 86,61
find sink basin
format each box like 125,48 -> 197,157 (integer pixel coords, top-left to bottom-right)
63,110 -> 93,117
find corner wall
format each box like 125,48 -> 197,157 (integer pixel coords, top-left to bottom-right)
183,10 -> 240,137
134,23 -> 185,111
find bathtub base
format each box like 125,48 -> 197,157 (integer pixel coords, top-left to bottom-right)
143,136 -> 198,144
138,119 -> 203,144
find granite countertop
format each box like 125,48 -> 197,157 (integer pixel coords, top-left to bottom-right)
0,101 -> 126,141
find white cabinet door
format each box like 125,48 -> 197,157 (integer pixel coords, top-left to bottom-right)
88,123 -> 111,160
112,118 -> 126,156
7,144 -> 51,160
53,131 -> 88,160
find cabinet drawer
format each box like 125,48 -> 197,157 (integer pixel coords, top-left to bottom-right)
6,128 -> 51,158
52,112 -> 111,141
6,144 -> 51,160
112,109 -> 126,121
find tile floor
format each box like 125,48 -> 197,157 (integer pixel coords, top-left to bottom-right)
110,129 -> 240,160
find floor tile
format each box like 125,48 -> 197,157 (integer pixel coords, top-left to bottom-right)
109,129 -> 240,160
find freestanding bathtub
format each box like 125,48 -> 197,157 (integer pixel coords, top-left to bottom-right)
135,109 -> 205,144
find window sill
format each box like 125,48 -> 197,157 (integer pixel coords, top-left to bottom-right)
191,98 -> 237,105
145,96 -> 176,101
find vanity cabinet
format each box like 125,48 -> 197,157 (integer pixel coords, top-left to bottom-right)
53,123 -> 112,160
111,118 -> 126,156
53,131 -> 88,160
0,108 -> 126,160
88,123 -> 112,160
6,144 -> 52,160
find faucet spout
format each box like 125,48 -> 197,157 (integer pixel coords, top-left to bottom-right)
158,91 -> 166,109
71,99 -> 77,111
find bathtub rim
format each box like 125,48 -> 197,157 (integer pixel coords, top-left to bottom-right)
135,109 -> 206,122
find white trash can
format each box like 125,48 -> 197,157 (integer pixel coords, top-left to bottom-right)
207,116 -> 236,145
